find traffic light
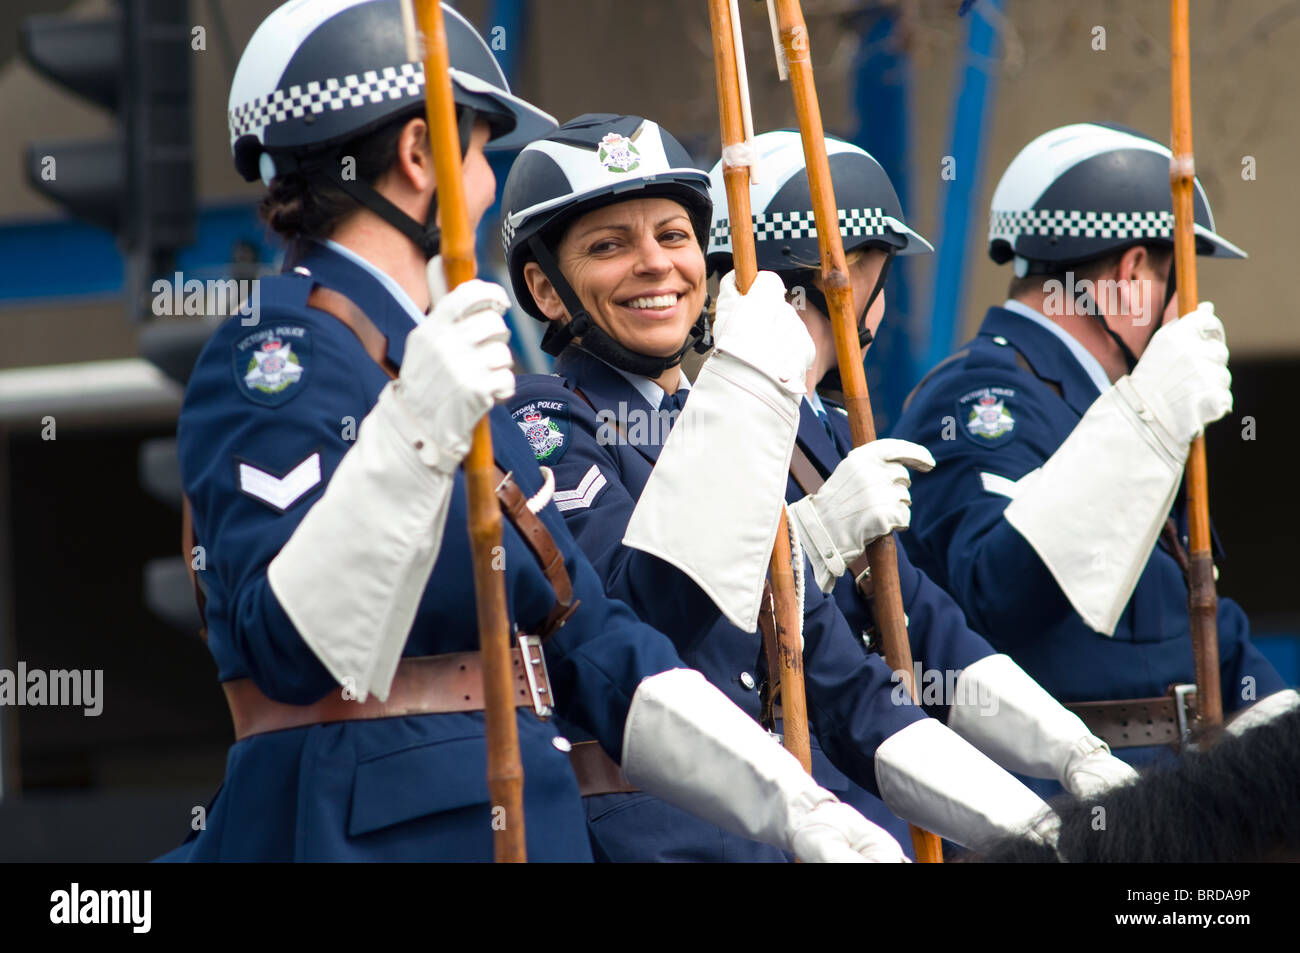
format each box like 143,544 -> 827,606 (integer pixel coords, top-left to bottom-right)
21,0 -> 195,321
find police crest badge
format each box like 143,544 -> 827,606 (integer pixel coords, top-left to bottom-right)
958,386 -> 1017,446
512,400 -> 570,463
233,324 -> 311,407
598,132 -> 640,174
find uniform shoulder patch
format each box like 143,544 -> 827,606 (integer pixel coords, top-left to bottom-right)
957,385 -> 1018,447
511,398 -> 570,464
232,323 -> 311,407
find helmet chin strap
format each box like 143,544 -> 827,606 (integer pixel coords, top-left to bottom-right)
783,247 -> 896,390
1079,258 -> 1177,375
299,107 -> 479,262
332,170 -> 443,259
529,235 -> 712,378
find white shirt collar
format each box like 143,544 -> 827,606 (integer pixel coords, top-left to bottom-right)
1001,298 -> 1112,395
610,364 -> 691,410
323,239 -> 427,327
804,390 -> 828,417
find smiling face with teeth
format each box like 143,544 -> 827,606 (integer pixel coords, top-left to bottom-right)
523,197 -> 708,370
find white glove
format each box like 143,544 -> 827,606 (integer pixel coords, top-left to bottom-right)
1226,688 -> 1300,737
712,270 -> 816,394
1064,746 -> 1140,799
623,270 -> 815,631
621,669 -> 907,862
788,438 -> 936,592
946,654 -> 1138,798
1128,301 -> 1232,446
873,717 -> 1059,852
1001,304 -> 1231,635
267,279 -> 515,703
393,278 -> 516,469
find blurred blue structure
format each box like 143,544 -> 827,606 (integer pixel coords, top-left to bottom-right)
0,203 -> 278,305
925,0 -> 1003,376
851,7 -> 916,431
480,0 -> 551,373
1257,632 -> 1300,688
851,0 -> 1001,431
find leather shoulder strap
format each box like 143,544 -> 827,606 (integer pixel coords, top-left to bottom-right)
491,465 -> 578,639
902,347 -> 970,415
1010,347 -> 1065,399
307,285 -> 401,379
789,441 -> 827,496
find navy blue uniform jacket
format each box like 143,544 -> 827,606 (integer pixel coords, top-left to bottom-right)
166,242 -> 686,861
792,396 -> 995,719
513,347 -> 927,861
892,305 -> 1284,771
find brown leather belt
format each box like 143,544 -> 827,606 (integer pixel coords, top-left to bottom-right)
1065,685 -> 1198,749
223,646 -> 552,741
180,282 -> 579,745
567,740 -> 639,796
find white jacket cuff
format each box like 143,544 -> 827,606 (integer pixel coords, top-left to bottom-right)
1002,380 -> 1186,635
621,668 -> 826,853
267,383 -> 455,702
947,654 -> 1102,782
874,717 -> 1056,851
623,353 -> 801,631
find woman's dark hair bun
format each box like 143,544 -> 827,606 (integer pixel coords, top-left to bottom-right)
257,115 -> 414,242
259,172 -> 318,237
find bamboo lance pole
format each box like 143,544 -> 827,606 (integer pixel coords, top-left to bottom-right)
708,0 -> 811,777
412,0 -> 526,861
768,0 -> 944,863
1170,0 -> 1222,730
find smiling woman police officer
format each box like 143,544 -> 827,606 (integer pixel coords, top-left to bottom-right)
164,0 -> 908,863
505,114 -> 1058,861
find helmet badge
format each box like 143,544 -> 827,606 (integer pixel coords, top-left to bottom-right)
598,133 -> 641,174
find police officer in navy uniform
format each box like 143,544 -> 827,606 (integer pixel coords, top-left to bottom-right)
504,114 -> 1059,861
892,123 -> 1297,790
164,0 -> 915,863
704,130 -> 1140,809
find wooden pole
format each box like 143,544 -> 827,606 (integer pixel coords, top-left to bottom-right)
413,0 -> 526,861
769,0 -> 944,864
1170,0 -> 1222,730
708,0 -> 811,777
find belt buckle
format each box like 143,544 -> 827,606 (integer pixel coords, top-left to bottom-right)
518,632 -> 553,720
1172,683 -> 1198,744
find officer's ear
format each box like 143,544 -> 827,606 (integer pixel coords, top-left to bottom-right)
1116,244 -> 1149,284
386,117 -> 435,198
522,261 -> 569,322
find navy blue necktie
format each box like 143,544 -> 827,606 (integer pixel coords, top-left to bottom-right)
817,409 -> 839,453
659,389 -> 688,435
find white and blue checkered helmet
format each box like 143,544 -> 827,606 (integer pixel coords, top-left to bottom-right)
705,130 -> 932,276
501,114 -> 713,322
989,123 -> 1246,273
228,0 -> 555,184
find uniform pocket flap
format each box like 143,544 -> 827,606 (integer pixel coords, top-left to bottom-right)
349,735 -> 489,836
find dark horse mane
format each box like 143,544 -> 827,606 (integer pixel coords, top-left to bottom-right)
969,705 -> 1300,862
